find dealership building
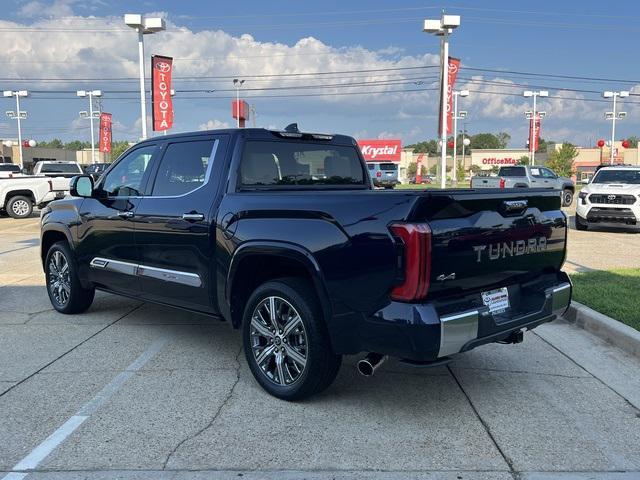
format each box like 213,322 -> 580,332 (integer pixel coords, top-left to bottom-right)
0,140 -> 110,172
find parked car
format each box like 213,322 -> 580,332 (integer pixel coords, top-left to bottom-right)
575,165 -> 640,230
0,163 -> 23,178
409,175 -> 433,185
83,162 -> 110,181
1,176 -> 55,218
40,126 -> 571,400
32,161 -> 83,195
470,165 -> 575,206
366,162 -> 399,188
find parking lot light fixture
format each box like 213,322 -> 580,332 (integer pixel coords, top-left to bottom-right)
3,90 -> 28,168
523,90 -> 549,166
424,13 -> 461,189
603,90 -> 630,164
77,89 -> 102,164
124,14 -> 166,140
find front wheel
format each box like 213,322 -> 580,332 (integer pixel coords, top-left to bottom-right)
45,241 -> 95,314
242,278 -> 342,401
562,189 -> 574,207
7,195 -> 33,219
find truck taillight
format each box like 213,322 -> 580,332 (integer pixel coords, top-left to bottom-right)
48,180 -> 53,191
376,171 -> 382,178
389,223 -> 431,302
499,178 -> 506,188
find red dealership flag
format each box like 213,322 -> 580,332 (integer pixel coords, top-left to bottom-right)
99,113 -> 112,153
151,55 -> 174,131
438,56 -> 461,137
529,116 -> 541,152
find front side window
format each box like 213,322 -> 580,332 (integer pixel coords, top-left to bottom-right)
240,140 -> 365,187
102,145 -> 156,197
151,139 -> 217,196
541,168 -> 557,179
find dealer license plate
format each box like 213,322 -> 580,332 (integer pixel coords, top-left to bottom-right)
481,287 -> 510,314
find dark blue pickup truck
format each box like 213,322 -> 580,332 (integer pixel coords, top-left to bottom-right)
40,125 -> 571,400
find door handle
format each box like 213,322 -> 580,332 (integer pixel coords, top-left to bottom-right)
182,212 -> 205,222
117,211 -> 134,219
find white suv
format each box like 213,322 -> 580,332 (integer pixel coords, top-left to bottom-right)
576,165 -> 640,230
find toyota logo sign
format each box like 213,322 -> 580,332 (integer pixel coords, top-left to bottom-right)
155,62 -> 171,73
608,194 -> 616,200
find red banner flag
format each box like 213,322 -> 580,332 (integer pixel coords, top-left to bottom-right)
99,113 -> 112,153
529,116 -> 541,152
151,55 -> 174,131
438,57 -> 461,137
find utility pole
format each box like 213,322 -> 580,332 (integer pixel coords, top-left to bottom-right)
523,90 -> 548,166
603,90 -> 629,164
3,90 -> 28,169
451,89 -> 468,185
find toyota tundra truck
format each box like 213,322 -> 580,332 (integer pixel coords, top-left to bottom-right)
471,165 -> 575,206
40,125 -> 571,400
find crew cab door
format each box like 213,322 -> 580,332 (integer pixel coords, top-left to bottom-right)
75,144 -> 159,294
133,134 -> 229,312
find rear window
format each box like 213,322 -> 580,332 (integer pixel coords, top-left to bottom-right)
499,167 -> 526,177
40,163 -> 82,173
379,163 -> 398,171
592,169 -> 640,184
0,164 -> 20,172
240,140 -> 365,187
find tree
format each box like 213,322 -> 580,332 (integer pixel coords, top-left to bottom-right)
469,165 -> 481,174
469,133 -> 503,150
406,140 -> 439,155
64,140 -> 91,151
38,138 -> 64,149
496,132 -> 511,148
517,155 -> 530,165
491,166 -> 500,175
546,143 -> 578,177
110,141 -> 131,161
456,162 -> 465,181
626,136 -> 639,148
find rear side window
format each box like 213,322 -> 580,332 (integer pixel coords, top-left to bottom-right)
240,140 -> 365,187
151,140 -> 217,196
499,166 -> 526,177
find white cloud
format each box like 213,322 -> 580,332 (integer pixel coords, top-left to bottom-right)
198,119 -> 230,130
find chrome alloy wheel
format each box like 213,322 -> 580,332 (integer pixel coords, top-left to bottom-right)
11,199 -> 30,217
48,250 -> 71,306
250,296 -> 308,386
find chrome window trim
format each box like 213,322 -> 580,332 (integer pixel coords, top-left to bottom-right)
89,257 -> 202,288
147,138 -> 220,199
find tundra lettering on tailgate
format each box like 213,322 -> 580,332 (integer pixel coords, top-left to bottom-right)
473,237 -> 547,263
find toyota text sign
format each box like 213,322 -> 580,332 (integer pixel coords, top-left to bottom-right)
151,55 -> 174,131
358,140 -> 402,162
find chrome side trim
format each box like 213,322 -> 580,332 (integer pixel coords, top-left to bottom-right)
551,282 -> 571,314
438,309 -> 480,358
89,257 -> 202,288
89,257 -> 137,276
136,264 -> 202,287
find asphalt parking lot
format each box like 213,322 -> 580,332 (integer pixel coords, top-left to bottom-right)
1,212 -> 640,480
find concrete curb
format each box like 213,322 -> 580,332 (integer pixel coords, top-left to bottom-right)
563,301 -> 640,358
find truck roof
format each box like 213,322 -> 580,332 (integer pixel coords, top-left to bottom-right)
135,127 -> 358,147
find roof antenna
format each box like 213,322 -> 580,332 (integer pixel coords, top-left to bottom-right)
284,123 -> 299,133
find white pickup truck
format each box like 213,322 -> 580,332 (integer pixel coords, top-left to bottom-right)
32,161 -> 83,195
0,176 -> 57,218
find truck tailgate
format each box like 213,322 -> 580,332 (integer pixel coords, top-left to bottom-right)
470,177 -> 501,188
408,189 -> 565,298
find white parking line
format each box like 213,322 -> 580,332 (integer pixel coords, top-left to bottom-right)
1,336 -> 169,480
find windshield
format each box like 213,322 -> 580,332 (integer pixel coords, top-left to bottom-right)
240,140 -> 365,187
379,163 -> 398,171
40,163 -> 82,174
592,169 -> 640,184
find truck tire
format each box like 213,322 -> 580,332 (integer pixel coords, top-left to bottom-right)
6,195 -> 33,219
575,214 -> 588,231
562,189 -> 574,207
45,241 -> 95,314
242,277 -> 342,401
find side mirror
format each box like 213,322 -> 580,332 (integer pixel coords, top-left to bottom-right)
69,175 -> 94,198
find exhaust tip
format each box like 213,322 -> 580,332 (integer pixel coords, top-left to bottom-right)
357,353 -> 387,377
357,359 -> 375,377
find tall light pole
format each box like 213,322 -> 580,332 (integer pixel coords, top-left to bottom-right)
452,89 -> 468,185
233,79 -> 245,128
523,90 -> 548,166
76,90 -> 102,164
124,14 -> 166,140
603,90 -> 629,164
424,14 -> 461,189
3,90 -> 28,169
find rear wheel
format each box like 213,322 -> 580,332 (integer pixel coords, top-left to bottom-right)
562,189 -> 574,207
575,214 -> 589,231
45,241 -> 95,314
242,278 -> 342,401
7,195 -> 33,219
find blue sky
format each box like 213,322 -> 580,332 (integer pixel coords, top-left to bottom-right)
2,0 -> 640,148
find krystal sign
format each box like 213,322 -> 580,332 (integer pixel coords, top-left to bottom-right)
151,55 -> 174,131
357,139 -> 402,162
